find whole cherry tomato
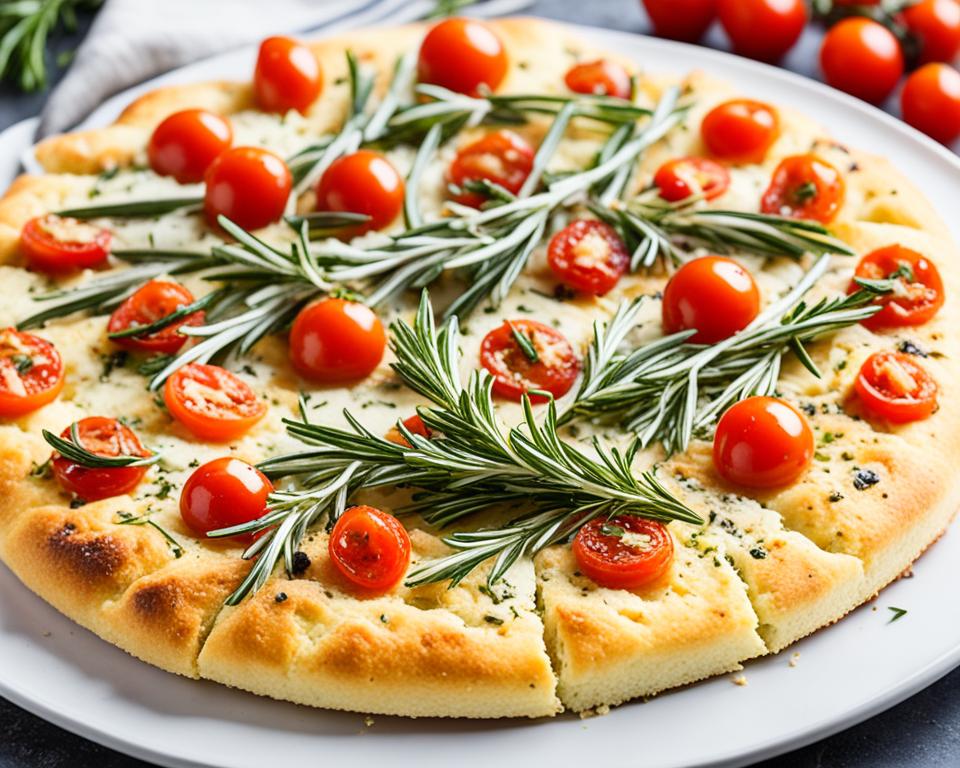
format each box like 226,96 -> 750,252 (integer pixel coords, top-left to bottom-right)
573,515 -> 674,590
820,17 -> 904,104
180,457 -> 273,538
417,18 -> 508,96
164,363 -> 266,442
547,219 -> 630,296
288,298 -> 386,383
850,245 -> 944,329
653,156 -> 731,202
51,417 -> 152,501
147,109 -> 233,184
448,130 -> 535,208
641,0 -> 717,42
901,63 -> 960,145
0,329 -> 64,418
203,146 -> 292,231
760,154 -> 845,224
713,396 -> 814,488
107,280 -> 204,355
854,351 -> 938,423
253,36 -> 323,114
328,505 -> 411,592
701,99 -> 779,163
564,60 -> 632,99
480,319 -> 580,403
315,150 -> 404,234
902,0 -> 960,64
717,0 -> 807,63
20,215 -> 111,273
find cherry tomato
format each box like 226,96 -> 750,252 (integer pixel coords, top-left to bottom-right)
386,414 -> 433,448
653,156 -> 731,202
903,0 -> 960,64
417,18 -> 508,96
147,109 -> 233,184
253,36 -> 323,114
717,0 -> 807,62
164,363 -> 266,442
479,319 -> 580,403
51,417 -> 152,501
641,0 -> 717,42
662,256 -> 760,344
564,60 -> 632,99
572,515 -> 674,590
851,245 -> 944,329
448,130 -> 535,208
820,18 -> 904,104
713,396 -> 814,488
547,219 -> 630,296
760,154 -> 845,224
328,505 -> 411,592
107,280 -> 204,355
0,329 -> 64,418
855,351 -> 938,423
288,298 -> 385,383
20,215 -> 111,273
180,457 -> 273,538
315,150 -> 404,235
701,99 -> 779,164
901,63 -> 960,145
203,146 -> 291,231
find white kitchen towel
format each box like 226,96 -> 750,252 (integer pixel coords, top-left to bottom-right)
37,0 -> 533,137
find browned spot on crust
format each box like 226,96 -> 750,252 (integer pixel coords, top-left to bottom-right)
46,523 -> 125,583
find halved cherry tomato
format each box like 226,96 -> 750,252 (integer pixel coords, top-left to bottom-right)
203,146 -> 291,231
107,280 -> 204,355
901,63 -> 960,146
851,245 -> 944,329
653,156 -> 731,202
641,0 -> 717,42
180,457 -> 273,538
564,60 -> 631,99
572,515 -> 674,590
20,215 -> 111,273
0,329 -> 64,418
328,505 -> 411,592
820,18 -> 904,104
253,36 -> 323,114
717,0 -> 807,63
164,363 -> 266,442
480,319 -> 580,403
288,298 -> 385,383
701,99 -> 779,164
547,219 -> 630,296
662,256 -> 760,344
51,417 -> 151,501
855,351 -> 938,423
386,414 -> 432,448
315,150 -> 404,235
713,396 -> 814,488
417,18 -> 508,96
903,0 -> 960,64
760,155 -> 845,224
448,130 -> 535,208
147,109 -> 233,184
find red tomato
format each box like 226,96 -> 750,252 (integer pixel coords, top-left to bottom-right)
386,414 -> 432,448
164,363 -> 266,442
479,319 -> 580,403
572,515 -> 674,590
107,280 -> 204,355
180,457 -> 273,538
662,256 -> 760,344
851,245 -> 944,329
641,0 -> 717,42
0,329 -> 64,418
903,0 -> 960,64
203,146 -> 292,231
820,18 -> 904,104
147,109 -> 233,184
448,130 -> 535,208
653,156 -> 731,202
717,0 -> 807,62
288,298 -> 385,383
713,396 -> 814,488
564,60 -> 632,99
854,351 -> 938,423
51,417 -> 151,501
328,505 -> 411,592
315,150 -> 404,234
547,219 -> 630,296
253,36 -> 323,114
760,154 -> 845,224
20,215 -> 111,273
417,18 -> 508,96
701,99 -> 779,163
901,63 -> 960,145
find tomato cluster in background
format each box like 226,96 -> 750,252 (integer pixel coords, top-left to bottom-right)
641,0 -> 960,146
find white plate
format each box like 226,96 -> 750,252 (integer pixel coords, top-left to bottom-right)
2,21 -> 960,768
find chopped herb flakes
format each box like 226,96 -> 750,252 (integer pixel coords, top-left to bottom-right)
887,606 -> 907,623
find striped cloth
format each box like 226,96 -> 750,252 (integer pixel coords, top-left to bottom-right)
37,0 -> 533,137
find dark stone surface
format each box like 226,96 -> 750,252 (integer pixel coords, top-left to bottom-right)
0,1 -> 958,767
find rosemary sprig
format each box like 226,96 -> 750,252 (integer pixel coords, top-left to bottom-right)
116,510 -> 184,558
43,422 -> 160,468
106,289 -> 221,340
57,197 -> 203,219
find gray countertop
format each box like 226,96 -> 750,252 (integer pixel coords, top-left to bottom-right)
1,1 -> 958,766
